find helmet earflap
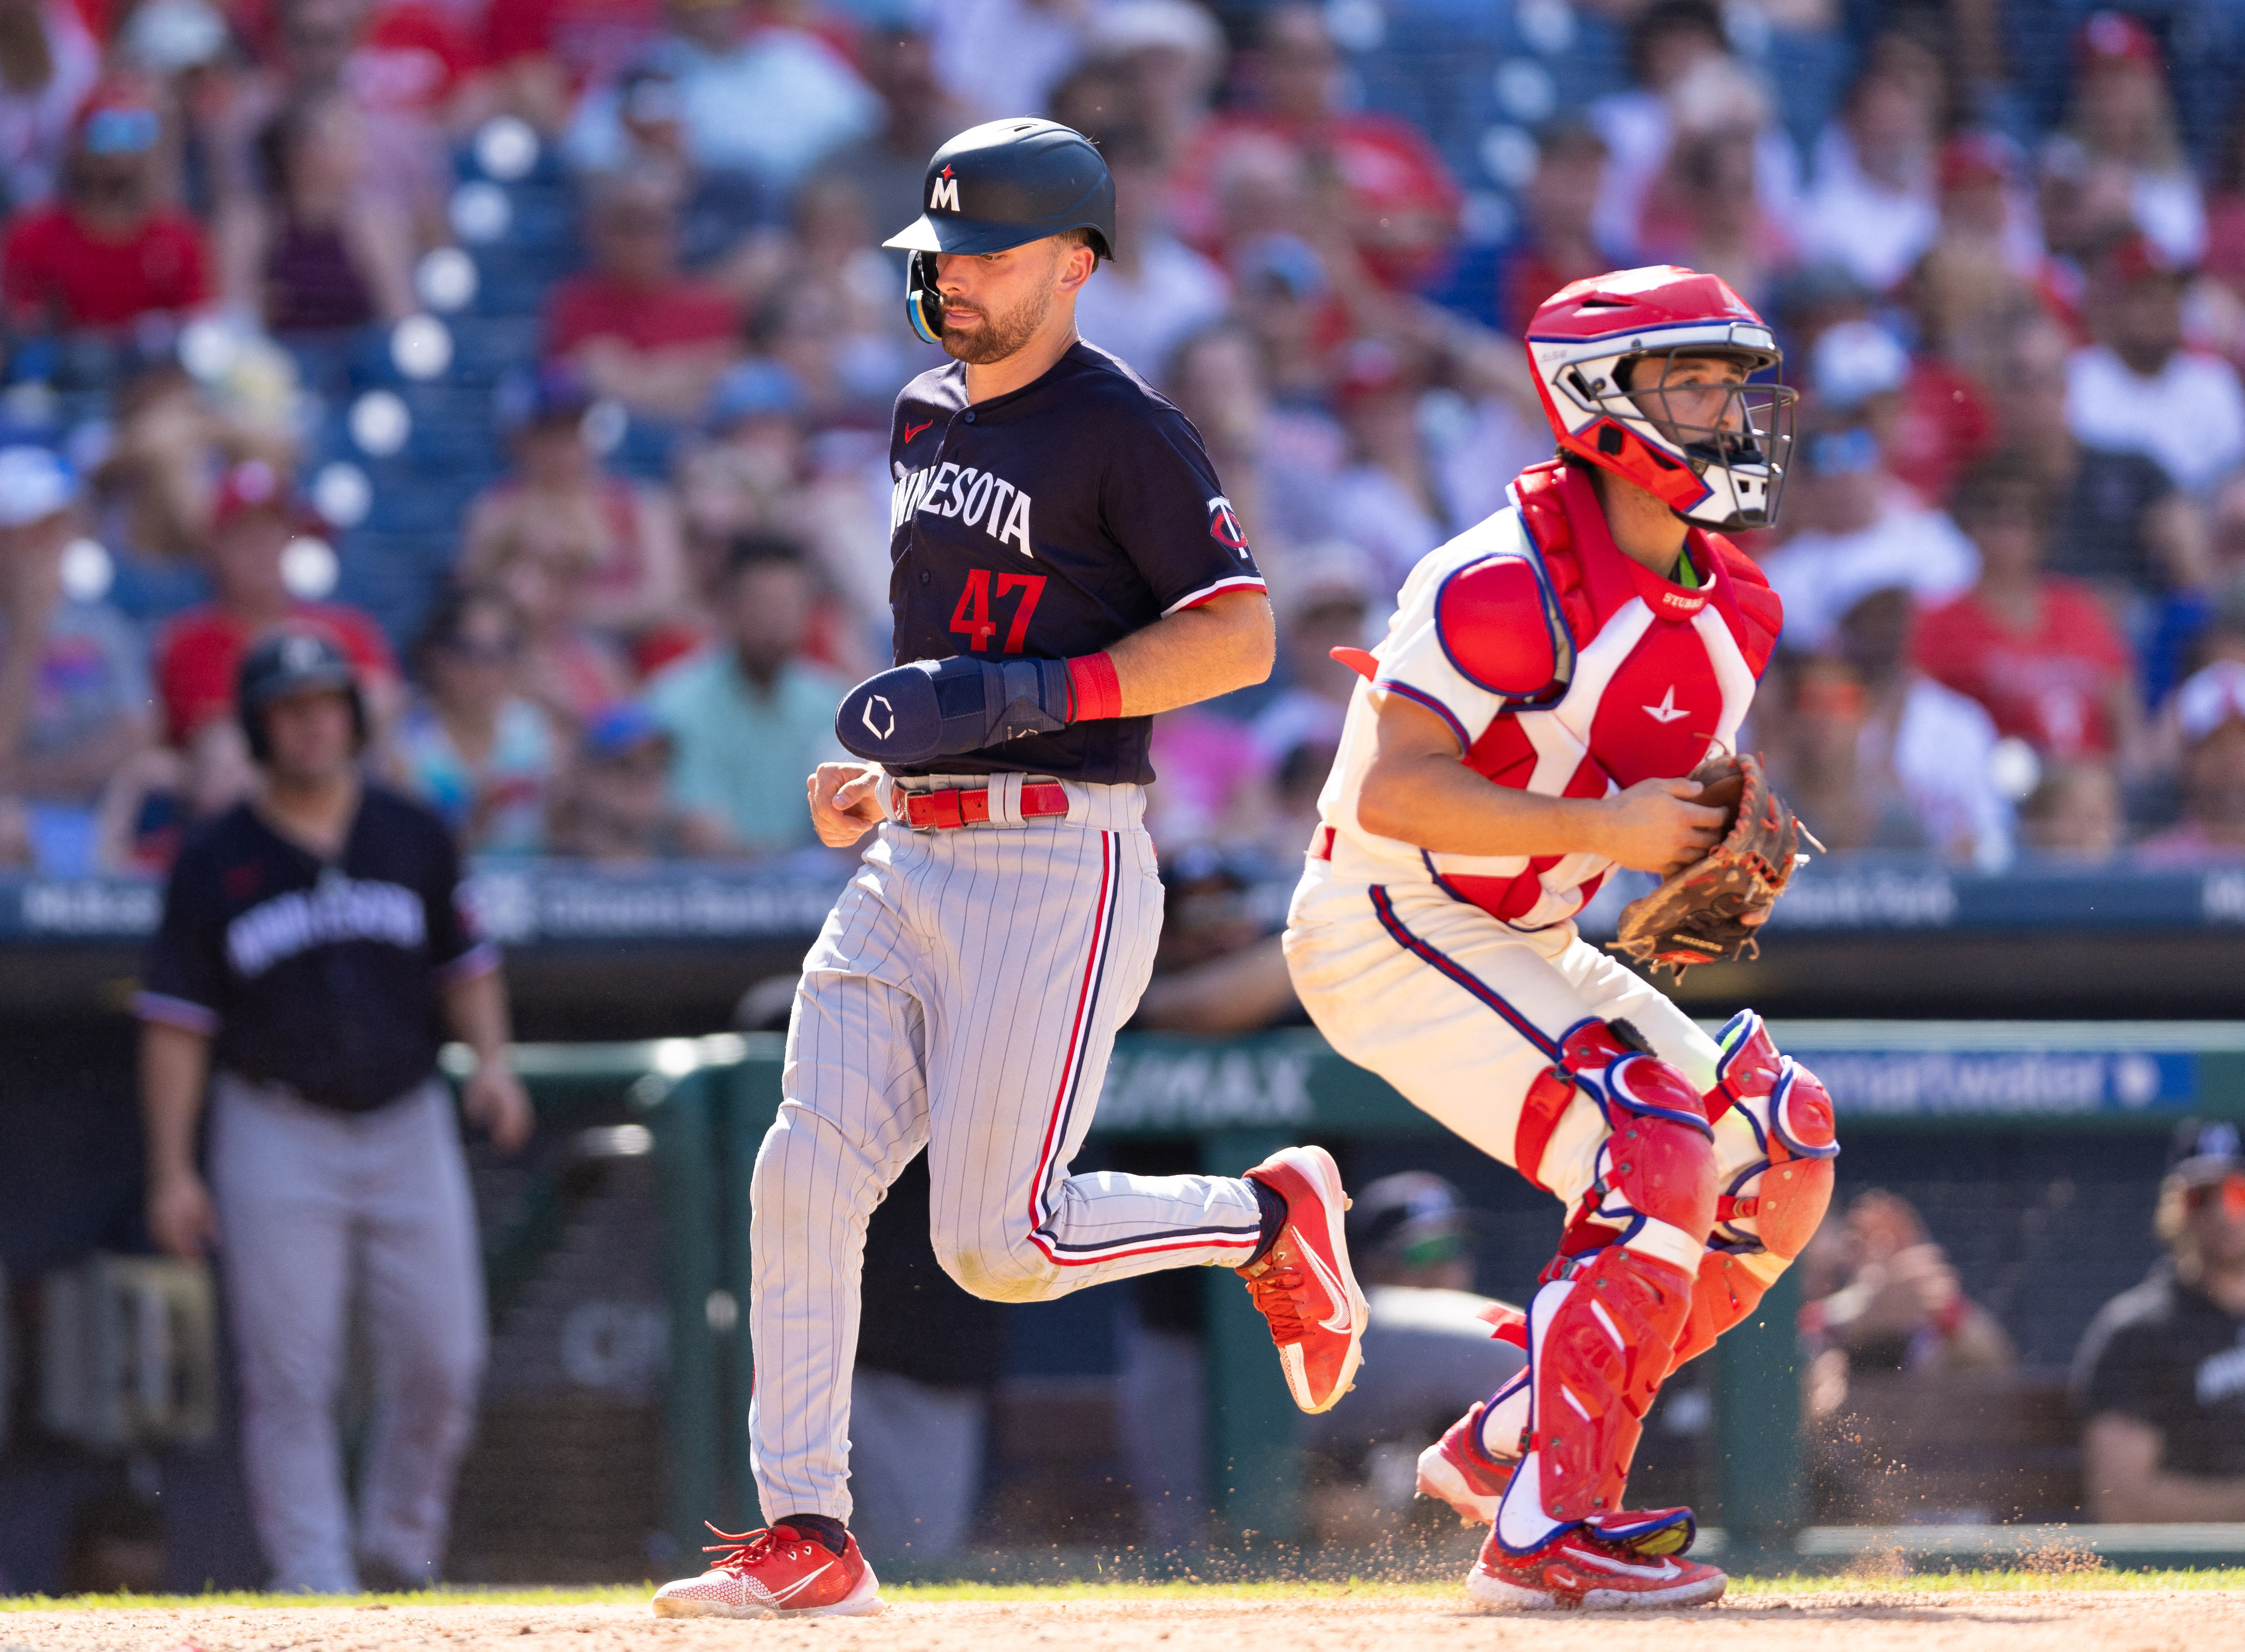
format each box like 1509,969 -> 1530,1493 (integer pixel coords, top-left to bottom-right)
905,249 -> 943,345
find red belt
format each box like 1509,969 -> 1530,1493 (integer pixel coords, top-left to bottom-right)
897,782 -> 1071,831
1309,823 -> 1336,860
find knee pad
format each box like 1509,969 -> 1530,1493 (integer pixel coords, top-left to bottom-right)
1515,1018 -> 1715,1198
1703,1009 -> 1837,1260
1561,1019 -> 1718,1135
1538,1020 -> 1718,1271
1558,1114 -> 1718,1272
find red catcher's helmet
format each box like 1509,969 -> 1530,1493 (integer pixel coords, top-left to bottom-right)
1526,265 -> 1796,531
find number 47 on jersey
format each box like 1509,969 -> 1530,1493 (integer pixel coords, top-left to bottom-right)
950,569 -> 1046,653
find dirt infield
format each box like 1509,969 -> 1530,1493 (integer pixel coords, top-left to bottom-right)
3,1589 -> 2239,1652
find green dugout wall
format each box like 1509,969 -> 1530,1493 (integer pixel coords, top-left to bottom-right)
482,1023 -> 2245,1570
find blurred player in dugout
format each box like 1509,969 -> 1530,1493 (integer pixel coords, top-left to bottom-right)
2074,1118 -> 2245,1520
134,629 -> 532,1593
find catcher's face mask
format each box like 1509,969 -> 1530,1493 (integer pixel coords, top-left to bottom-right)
1604,347 -> 1796,521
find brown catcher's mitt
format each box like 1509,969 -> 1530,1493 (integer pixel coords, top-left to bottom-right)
1610,753 -> 1806,975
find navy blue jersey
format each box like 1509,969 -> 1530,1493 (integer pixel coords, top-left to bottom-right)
134,786 -> 496,1112
885,340 -> 1264,784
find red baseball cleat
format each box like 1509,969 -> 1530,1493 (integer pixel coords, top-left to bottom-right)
1467,1510 -> 1725,1611
1236,1144 -> 1367,1414
1417,1401 -> 1519,1524
650,1524 -> 883,1619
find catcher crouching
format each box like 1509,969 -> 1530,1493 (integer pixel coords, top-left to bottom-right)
1283,266 -> 1836,1611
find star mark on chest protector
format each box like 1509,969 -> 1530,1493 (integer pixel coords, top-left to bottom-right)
1642,685 -> 1690,724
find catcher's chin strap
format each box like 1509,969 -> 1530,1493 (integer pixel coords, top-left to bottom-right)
1493,1020 -> 1718,1550
1670,1009 -> 1839,1367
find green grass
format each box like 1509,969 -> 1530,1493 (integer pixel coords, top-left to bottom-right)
0,1588 -> 658,1610
5,1570 -> 2244,1610
1723,1569 -> 2245,1594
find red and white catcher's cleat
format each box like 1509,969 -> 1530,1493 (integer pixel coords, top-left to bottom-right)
1467,1509 -> 1726,1611
1417,1401 -> 1519,1524
650,1524 -> 883,1619
1237,1144 -> 1368,1413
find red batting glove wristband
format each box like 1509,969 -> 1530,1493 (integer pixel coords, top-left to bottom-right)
1066,652 -> 1122,722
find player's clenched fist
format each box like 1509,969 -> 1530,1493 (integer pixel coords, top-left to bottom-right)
809,761 -> 885,847
1589,776 -> 1729,876
148,1166 -> 220,1260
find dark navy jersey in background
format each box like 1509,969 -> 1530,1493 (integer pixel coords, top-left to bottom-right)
2071,1259 -> 2245,1478
134,785 -> 497,1113
886,340 -> 1265,785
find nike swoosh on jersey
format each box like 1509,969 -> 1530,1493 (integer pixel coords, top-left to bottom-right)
902,420 -> 933,443
1299,1236 -> 1358,1335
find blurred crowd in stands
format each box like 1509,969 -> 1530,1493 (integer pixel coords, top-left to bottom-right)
0,0 -> 2243,881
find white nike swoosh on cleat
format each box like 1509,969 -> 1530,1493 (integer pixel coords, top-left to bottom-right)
1298,1236 -> 1358,1334
1561,1548 -> 1681,1580
755,1562 -> 835,1606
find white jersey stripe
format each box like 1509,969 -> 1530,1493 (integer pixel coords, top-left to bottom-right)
1692,604 -> 1756,754
1161,574 -> 1268,616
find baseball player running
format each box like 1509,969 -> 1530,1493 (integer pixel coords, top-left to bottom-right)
1283,268 -> 1839,1610
652,119 -> 1366,1620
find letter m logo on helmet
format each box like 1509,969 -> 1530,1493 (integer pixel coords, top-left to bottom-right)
883,120 -> 1118,344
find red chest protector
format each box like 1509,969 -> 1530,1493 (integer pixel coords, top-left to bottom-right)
1432,462 -> 1783,925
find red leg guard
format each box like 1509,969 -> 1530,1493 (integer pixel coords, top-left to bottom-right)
1723,1154 -> 1836,1260
1669,1250 -> 1772,1367
1510,1021 -> 1726,1523
1607,1114 -> 1719,1238
1551,1110 -> 1721,1272
1703,1008 -> 1839,1259
1531,1245 -> 1697,1520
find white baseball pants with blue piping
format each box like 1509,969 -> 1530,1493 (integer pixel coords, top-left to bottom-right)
1284,858 -> 1764,1208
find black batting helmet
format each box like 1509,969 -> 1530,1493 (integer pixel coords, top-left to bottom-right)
237,627 -> 367,763
882,117 -> 1116,344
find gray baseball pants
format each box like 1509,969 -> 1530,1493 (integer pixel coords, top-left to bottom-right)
750,778 -> 1267,1524
207,1072 -> 486,1593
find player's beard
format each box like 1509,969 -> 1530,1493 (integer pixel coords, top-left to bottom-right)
939,282 -> 1053,365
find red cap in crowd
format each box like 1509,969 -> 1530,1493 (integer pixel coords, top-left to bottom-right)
1938,132 -> 2014,194
2100,229 -> 2192,286
2076,10 -> 2162,72
1332,338 -> 1413,408
212,460 -> 303,532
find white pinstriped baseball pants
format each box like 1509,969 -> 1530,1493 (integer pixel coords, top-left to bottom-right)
749,778 -> 1267,1524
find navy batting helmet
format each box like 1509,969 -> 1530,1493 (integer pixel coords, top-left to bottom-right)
237,627 -> 367,763
882,118 -> 1116,345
